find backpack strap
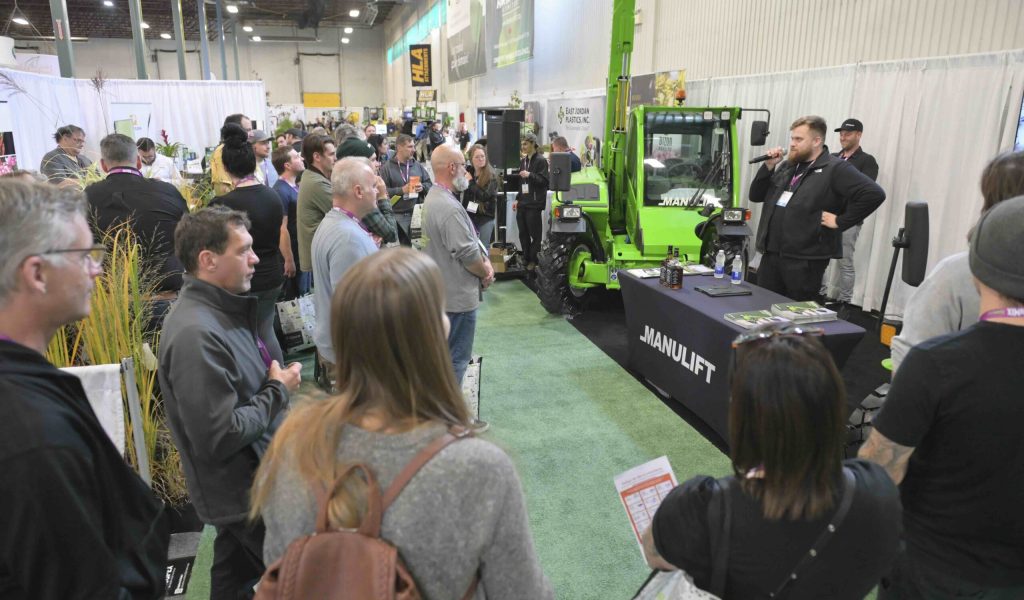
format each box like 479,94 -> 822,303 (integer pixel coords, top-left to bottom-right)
381,425 -> 473,513
768,467 -> 857,599
706,477 -> 733,598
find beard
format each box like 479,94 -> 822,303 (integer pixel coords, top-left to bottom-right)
452,175 -> 470,192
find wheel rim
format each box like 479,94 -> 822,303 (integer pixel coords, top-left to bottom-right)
567,242 -> 592,298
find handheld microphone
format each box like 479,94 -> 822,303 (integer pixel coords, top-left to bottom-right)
748,151 -> 783,165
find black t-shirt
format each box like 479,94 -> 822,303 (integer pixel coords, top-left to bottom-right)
211,185 -> 284,292
652,460 -> 901,599
86,172 -> 188,292
873,322 -> 1024,586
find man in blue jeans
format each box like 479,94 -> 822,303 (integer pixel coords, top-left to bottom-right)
422,144 -> 494,431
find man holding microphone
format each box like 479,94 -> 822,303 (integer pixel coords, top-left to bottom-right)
748,115 -> 885,301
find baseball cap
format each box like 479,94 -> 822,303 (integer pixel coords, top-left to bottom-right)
335,137 -> 375,159
248,129 -> 272,143
834,119 -> 864,133
285,128 -> 306,139
969,195 -> 1024,300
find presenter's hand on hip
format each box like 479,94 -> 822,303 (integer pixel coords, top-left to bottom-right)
821,211 -> 838,229
765,147 -> 785,170
269,360 -> 303,392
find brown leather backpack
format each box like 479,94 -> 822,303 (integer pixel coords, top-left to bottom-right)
254,426 -> 478,600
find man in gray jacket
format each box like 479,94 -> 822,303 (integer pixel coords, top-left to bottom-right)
381,133 -> 433,242
158,206 -> 302,599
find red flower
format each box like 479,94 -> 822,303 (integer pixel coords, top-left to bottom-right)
161,129 -> 169,145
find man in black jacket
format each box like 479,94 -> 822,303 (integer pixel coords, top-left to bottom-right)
86,133 -> 189,330
0,180 -> 169,599
159,207 -> 302,599
515,132 -> 550,270
749,115 -> 885,300
821,118 -> 881,305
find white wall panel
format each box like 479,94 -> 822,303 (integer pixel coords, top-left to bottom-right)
640,0 -> 1024,79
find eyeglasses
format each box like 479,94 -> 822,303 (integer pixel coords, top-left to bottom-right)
731,324 -> 824,349
41,244 -> 106,267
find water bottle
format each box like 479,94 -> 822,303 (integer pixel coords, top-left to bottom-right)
731,255 -> 744,285
714,250 -> 726,278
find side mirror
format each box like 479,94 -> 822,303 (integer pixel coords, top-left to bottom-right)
750,121 -> 769,146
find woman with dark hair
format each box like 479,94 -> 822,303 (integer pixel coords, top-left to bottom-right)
642,324 -> 902,599
210,122 -> 287,362
252,249 -> 553,599
367,133 -> 389,163
463,144 -> 498,244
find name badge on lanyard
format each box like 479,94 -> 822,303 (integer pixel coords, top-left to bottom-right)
776,191 -> 793,207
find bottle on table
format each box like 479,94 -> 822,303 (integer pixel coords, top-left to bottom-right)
669,248 -> 683,290
660,245 -> 674,287
731,254 -> 744,285
714,249 -> 726,279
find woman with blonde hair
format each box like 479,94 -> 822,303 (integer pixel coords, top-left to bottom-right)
251,248 -> 552,600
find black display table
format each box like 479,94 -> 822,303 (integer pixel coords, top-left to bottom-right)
619,271 -> 865,442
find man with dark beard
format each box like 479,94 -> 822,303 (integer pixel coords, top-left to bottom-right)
748,115 -> 885,300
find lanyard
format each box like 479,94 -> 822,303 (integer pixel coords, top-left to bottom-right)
334,206 -> 372,236
979,307 -> 1024,321
0,334 -> 12,343
108,167 -> 143,177
237,174 -> 258,185
256,337 -> 273,369
788,164 -> 809,192
401,161 -> 411,184
438,183 -> 482,238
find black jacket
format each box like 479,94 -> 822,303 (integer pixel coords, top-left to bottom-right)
0,341 -> 169,599
85,170 -> 189,292
834,147 -> 879,227
514,152 -> 549,208
749,151 -> 885,260
158,277 -> 290,525
462,165 -> 499,227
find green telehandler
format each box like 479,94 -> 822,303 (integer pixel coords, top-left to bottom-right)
535,0 -> 769,314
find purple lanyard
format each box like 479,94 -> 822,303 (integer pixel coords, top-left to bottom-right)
108,167 -> 143,177
979,307 -> 1024,321
788,170 -> 806,191
237,174 -> 258,185
0,334 -> 12,343
401,161 -> 411,183
256,337 -> 273,368
334,206 -> 372,236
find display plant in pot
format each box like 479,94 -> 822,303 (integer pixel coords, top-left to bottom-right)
45,222 -> 202,598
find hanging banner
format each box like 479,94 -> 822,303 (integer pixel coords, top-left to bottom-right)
447,0 -> 487,82
486,0 -> 534,69
409,44 -> 433,87
544,96 -> 606,161
417,89 -> 437,103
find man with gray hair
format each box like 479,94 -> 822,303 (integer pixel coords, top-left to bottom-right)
861,196 -> 1024,599
311,157 -> 382,370
159,206 -> 302,599
0,180 -> 170,598
86,134 -> 188,327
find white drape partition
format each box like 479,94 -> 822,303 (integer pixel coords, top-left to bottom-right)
688,50 -> 1024,316
0,68 -> 266,173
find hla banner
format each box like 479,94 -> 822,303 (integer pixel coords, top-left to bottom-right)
410,44 -> 433,87
447,0 -> 487,82
544,96 -> 606,164
486,0 -> 534,69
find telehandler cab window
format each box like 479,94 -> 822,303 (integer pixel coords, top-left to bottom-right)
642,113 -> 730,207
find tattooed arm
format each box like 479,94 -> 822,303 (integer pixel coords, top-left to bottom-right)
859,428 -> 915,485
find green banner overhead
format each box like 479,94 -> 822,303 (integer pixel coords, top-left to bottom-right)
446,0 -> 487,82
486,0 -> 534,69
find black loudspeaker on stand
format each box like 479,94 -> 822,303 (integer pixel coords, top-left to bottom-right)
548,152 -> 572,192
877,201 -> 929,329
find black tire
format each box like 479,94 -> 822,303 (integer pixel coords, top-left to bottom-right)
536,233 -> 594,315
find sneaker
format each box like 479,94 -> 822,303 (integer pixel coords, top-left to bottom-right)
469,418 -> 490,434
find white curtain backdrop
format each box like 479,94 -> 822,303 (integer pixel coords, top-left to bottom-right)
687,50 -> 1024,316
0,68 -> 266,173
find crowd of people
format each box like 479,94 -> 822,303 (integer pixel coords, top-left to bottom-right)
0,107 -> 1021,600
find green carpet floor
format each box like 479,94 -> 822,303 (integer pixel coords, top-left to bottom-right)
186,279 -> 732,599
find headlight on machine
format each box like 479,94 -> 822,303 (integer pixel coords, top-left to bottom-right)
722,208 -> 745,224
556,205 -> 583,220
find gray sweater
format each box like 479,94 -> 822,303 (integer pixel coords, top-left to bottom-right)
422,186 -> 487,313
890,251 -> 979,372
260,422 -> 553,600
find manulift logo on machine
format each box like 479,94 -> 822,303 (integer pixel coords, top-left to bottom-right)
657,198 -> 690,207
640,325 -> 717,384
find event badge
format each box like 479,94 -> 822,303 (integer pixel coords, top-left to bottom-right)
776,191 -> 793,207
467,201 -> 479,214
522,183 -> 530,194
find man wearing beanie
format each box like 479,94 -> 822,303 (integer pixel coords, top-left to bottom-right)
861,196 -> 1024,599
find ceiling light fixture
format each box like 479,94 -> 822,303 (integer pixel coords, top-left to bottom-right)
103,0 -> 114,6
226,4 -> 239,14
160,32 -> 171,39
10,3 -> 29,26
251,35 -> 262,42
242,24 -> 253,32
349,9 -> 360,17
341,37 -> 350,44
343,27 -> 353,33
140,21 -> 150,29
